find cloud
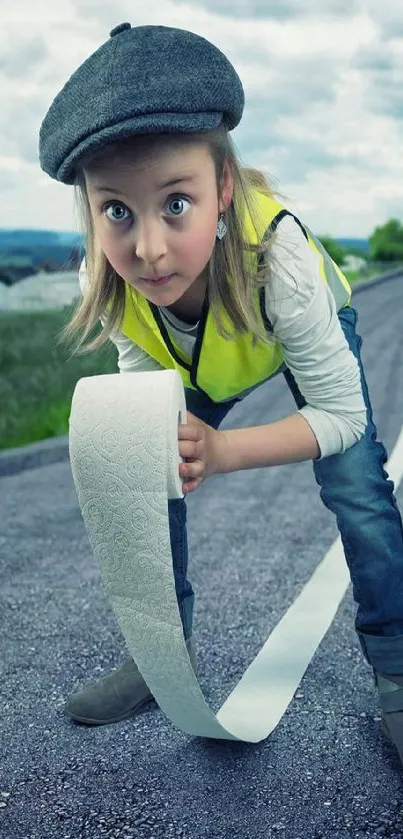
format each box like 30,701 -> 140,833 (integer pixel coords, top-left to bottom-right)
0,34 -> 48,79
364,0 -> 403,39
168,0 -> 362,20
352,39 -> 403,118
1,0 -> 403,237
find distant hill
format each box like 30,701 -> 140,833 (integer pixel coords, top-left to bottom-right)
336,238 -> 369,254
0,229 -> 85,275
0,229 -> 84,248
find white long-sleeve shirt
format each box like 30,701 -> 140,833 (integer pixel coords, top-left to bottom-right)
78,215 -> 367,460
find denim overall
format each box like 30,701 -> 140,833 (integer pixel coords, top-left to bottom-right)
169,306 -> 403,676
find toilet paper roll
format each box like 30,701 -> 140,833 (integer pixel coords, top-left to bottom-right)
68,369 -> 351,743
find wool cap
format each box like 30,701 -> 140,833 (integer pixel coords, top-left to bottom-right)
38,22 -> 245,185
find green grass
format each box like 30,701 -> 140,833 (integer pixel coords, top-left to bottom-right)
1,262 -> 401,451
343,270 -> 360,284
0,306 -> 118,451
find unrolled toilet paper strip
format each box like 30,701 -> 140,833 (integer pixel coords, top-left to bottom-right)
69,369 -> 351,743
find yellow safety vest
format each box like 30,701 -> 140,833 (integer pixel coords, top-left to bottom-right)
110,190 -> 351,402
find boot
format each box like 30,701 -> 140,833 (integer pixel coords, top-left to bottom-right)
375,671 -> 403,766
64,636 -> 197,726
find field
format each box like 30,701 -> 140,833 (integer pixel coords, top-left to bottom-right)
0,307 -> 117,451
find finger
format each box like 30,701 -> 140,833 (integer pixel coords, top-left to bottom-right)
180,462 -> 195,478
179,440 -> 203,461
178,425 -> 201,440
180,460 -> 203,478
182,476 -> 203,494
179,441 -> 197,458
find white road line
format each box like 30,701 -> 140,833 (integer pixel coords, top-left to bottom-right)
219,426 -> 403,735
385,425 -> 403,489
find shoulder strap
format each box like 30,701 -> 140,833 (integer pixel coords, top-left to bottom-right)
257,209 -> 308,333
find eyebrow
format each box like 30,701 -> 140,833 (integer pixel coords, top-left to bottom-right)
93,174 -> 197,194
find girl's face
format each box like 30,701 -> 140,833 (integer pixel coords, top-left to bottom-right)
84,142 -> 233,309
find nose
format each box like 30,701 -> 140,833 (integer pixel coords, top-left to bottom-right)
134,217 -> 168,269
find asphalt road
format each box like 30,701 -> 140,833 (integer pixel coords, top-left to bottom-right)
1,272 -> 403,839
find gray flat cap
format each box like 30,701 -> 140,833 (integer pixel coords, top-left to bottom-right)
38,23 -> 245,185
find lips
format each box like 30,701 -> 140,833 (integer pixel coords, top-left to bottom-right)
139,274 -> 174,286
140,274 -> 173,281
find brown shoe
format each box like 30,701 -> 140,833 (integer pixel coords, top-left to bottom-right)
64,636 -> 197,726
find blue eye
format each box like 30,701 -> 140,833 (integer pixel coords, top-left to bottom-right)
167,196 -> 191,216
103,195 -> 191,223
104,203 -> 130,223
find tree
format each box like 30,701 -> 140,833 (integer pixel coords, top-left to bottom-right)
317,236 -> 347,265
369,219 -> 403,262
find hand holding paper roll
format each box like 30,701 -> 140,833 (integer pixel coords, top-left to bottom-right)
178,410 -> 229,494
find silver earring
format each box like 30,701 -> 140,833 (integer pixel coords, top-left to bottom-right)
216,213 -> 227,240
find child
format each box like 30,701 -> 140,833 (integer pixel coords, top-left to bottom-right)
39,22 -> 403,760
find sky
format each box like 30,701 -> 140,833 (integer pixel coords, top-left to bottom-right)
1,0 -> 403,238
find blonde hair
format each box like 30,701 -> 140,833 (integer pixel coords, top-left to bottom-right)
58,123 -> 291,356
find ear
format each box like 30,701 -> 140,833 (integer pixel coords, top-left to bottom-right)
219,159 -> 234,213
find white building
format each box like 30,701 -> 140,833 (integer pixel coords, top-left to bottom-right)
341,254 -> 367,272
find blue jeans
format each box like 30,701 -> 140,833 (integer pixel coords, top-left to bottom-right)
170,306 -> 403,675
